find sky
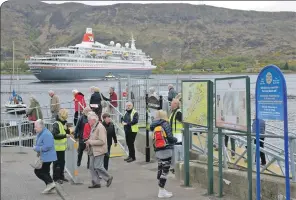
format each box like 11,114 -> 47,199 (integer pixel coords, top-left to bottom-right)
0,1 -> 295,12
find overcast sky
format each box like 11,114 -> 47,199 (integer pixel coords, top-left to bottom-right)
0,1 -> 295,12
40,1 -> 296,12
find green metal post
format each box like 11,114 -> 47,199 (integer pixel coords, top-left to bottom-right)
207,81 -> 214,195
246,77 -> 252,200
218,128 -> 223,197
184,123 -> 190,187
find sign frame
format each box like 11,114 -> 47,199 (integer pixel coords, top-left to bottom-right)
215,76 -> 251,133
181,80 -> 211,128
255,64 -> 290,200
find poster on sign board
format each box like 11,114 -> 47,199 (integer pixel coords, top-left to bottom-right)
215,77 -> 249,132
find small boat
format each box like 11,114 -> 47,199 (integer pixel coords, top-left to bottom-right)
5,41 -> 27,115
5,90 -> 27,115
104,72 -> 117,80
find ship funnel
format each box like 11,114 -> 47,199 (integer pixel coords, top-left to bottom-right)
82,28 -> 94,44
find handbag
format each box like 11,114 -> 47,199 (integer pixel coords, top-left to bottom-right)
30,149 -> 43,169
99,92 -> 108,108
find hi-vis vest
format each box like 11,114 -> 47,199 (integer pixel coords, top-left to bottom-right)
125,109 -> 139,133
54,121 -> 67,151
169,108 -> 183,136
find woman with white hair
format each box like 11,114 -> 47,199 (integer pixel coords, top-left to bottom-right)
85,112 -> 113,188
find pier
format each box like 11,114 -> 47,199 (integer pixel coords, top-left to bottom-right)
1,72 -> 296,200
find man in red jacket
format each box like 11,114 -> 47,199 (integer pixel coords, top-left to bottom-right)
72,89 -> 86,126
109,87 -> 118,121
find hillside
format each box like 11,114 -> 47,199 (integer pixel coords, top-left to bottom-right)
1,0 -> 296,73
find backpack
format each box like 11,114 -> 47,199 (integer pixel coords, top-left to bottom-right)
153,125 -> 168,150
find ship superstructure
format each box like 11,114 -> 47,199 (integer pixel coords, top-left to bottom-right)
25,28 -> 156,81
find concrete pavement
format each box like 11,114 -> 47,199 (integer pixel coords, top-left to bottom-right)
1,146 -> 230,200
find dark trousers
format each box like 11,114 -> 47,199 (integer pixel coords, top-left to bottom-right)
254,138 -> 266,165
104,145 -> 112,170
77,142 -> 90,168
125,132 -> 137,159
35,162 -> 53,185
53,151 -> 66,181
91,106 -> 102,121
157,157 -> 172,188
225,135 -> 236,156
74,111 -> 81,126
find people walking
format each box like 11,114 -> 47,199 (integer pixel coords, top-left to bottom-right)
52,108 -> 71,183
121,102 -> 139,163
74,106 -> 92,168
252,118 -> 267,166
102,113 -> 118,170
109,87 -> 118,121
89,87 -> 110,120
167,84 -> 177,102
150,110 -> 177,198
27,96 -> 43,121
33,119 -> 57,194
85,112 -> 113,188
169,99 -> 183,174
73,89 -> 86,126
48,90 -> 60,122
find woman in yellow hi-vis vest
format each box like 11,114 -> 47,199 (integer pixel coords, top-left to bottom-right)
121,102 -> 139,163
169,99 -> 183,174
52,109 -> 71,184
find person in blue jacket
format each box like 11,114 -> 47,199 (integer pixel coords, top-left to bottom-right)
33,119 -> 57,194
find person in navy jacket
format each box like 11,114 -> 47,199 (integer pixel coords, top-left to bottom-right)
33,119 -> 57,194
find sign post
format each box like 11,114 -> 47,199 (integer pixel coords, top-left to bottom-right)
255,65 -> 290,200
182,80 -> 213,191
215,76 -> 251,199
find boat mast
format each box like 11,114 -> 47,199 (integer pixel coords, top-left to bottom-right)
12,41 -> 15,89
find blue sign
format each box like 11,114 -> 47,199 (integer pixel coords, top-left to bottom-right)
255,65 -> 290,200
256,66 -> 285,121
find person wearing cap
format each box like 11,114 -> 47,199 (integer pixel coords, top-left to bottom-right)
102,113 -> 118,170
72,89 -> 86,126
48,90 -> 60,122
109,87 -> 118,121
167,84 -> 177,102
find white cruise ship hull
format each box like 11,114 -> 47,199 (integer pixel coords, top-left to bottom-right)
29,66 -> 153,82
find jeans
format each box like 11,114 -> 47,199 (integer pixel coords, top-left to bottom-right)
171,144 -> 184,170
35,162 -> 53,185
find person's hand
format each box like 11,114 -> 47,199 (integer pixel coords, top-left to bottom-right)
114,143 -> 117,147
66,134 -> 71,138
33,145 -> 37,151
122,122 -> 127,126
85,140 -> 90,145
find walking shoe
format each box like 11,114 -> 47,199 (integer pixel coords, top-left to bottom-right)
106,176 -> 113,187
61,178 -> 69,182
124,156 -> 131,161
158,188 -> 173,198
126,158 -> 136,163
170,169 -> 175,174
42,182 -> 56,194
77,161 -> 81,167
56,179 -> 63,184
88,184 -> 101,188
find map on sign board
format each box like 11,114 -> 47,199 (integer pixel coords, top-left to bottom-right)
215,78 -> 248,132
256,66 -> 285,121
182,81 -> 208,127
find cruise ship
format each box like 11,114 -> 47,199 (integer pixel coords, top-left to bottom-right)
25,28 -> 157,82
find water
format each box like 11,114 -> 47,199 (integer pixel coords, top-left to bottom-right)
1,74 -> 296,132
